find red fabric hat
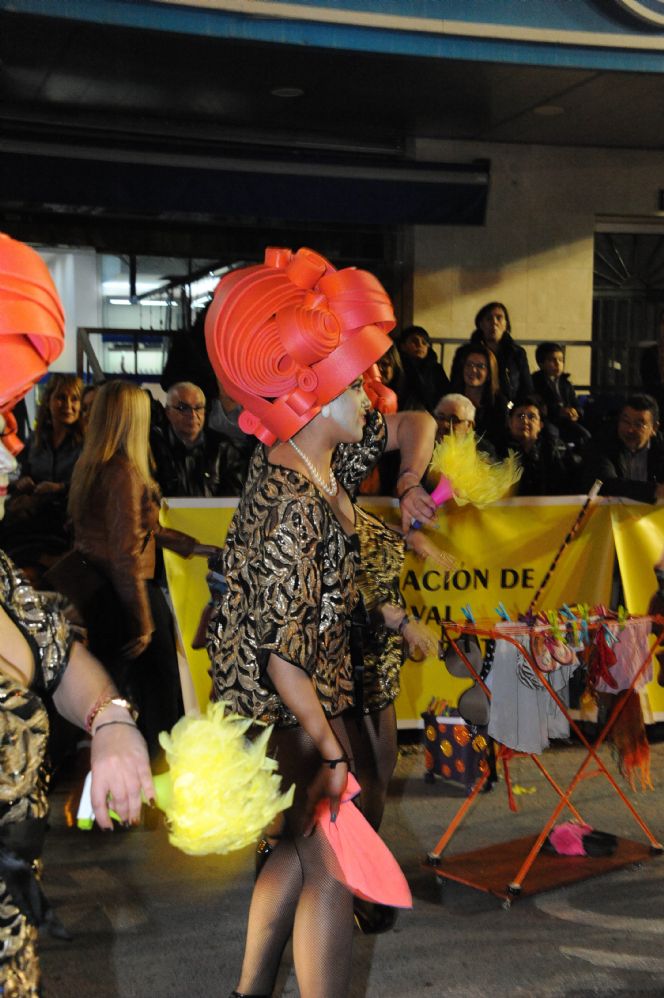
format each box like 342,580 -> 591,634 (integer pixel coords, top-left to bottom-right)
0,233 -> 65,415
205,246 -> 395,444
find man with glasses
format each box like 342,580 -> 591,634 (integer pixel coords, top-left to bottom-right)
579,394 -> 664,503
432,393 -> 475,441
433,393 -> 498,457
151,381 -> 250,497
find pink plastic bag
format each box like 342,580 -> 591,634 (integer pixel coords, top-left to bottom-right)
548,821 -> 593,856
314,773 -> 412,908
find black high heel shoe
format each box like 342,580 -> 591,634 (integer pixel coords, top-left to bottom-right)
353,901 -> 397,934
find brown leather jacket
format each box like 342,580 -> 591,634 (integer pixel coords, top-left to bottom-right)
72,454 -> 196,638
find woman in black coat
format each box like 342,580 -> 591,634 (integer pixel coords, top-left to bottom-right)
397,325 -> 449,412
451,302 -> 532,405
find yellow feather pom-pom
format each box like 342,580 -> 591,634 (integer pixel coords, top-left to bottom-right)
156,701 -> 294,856
429,432 -> 522,508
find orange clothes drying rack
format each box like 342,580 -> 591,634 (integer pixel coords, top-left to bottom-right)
424,616 -> 664,908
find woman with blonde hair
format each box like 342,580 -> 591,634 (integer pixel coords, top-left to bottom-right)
3,373 -> 85,579
67,380 -> 219,757
15,373 -> 84,496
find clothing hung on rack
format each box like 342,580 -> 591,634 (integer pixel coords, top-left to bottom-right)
487,625 -> 580,754
593,617 -> 652,693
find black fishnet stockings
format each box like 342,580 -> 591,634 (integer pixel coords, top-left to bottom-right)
344,704 -> 398,832
236,831 -> 353,997
235,723 -> 354,998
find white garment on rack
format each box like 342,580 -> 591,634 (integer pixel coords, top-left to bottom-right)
487,629 -> 580,754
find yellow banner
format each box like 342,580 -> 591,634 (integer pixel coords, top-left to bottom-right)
610,503 -> 664,716
162,496 -> 619,725
161,499 -> 237,711
369,498 -> 614,725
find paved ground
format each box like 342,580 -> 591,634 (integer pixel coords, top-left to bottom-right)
40,740 -> 664,998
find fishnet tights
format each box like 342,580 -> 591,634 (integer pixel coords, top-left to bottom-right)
344,704 -> 398,832
236,833 -> 353,997
235,722 -> 354,998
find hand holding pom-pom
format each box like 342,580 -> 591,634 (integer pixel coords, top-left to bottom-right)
156,702 -> 294,855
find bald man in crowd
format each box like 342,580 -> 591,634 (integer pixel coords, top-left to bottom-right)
433,392 -> 496,457
151,381 -> 252,497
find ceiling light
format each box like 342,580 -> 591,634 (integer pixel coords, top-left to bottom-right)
270,86 -> 304,98
108,297 -> 169,307
533,104 -> 565,117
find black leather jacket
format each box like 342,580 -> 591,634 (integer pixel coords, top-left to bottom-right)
150,424 -> 252,498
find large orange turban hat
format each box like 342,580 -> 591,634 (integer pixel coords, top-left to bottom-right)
0,233 -> 65,452
205,246 -> 395,444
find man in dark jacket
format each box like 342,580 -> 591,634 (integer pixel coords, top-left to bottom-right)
151,381 -> 250,497
578,394 -> 664,503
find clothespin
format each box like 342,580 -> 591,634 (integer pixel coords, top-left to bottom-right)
546,609 -> 563,640
495,602 -> 511,622
578,603 -> 590,646
560,604 -> 579,644
617,605 -> 628,630
602,623 -> 619,647
460,604 -> 475,624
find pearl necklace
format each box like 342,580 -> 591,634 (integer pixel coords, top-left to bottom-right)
288,438 -> 338,497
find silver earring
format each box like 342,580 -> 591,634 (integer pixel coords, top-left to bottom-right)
321,404 -> 330,418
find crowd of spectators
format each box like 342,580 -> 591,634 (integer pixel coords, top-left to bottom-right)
381,301 -> 664,501
0,370 -> 235,769
3,299 -> 664,615
5,299 -> 664,531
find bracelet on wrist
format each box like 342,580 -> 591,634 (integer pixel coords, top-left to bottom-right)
86,695 -> 138,734
396,470 -> 421,499
399,614 -> 413,635
396,468 -> 419,484
93,719 -> 138,735
320,754 -> 349,769
398,484 -> 419,502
